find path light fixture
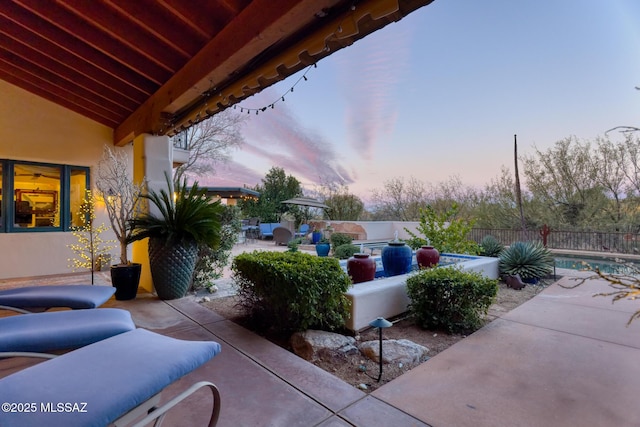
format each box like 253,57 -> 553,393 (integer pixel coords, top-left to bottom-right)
369,317 -> 392,382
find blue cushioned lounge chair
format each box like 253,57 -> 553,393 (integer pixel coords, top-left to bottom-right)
0,329 -> 222,426
0,308 -> 136,359
0,285 -> 115,313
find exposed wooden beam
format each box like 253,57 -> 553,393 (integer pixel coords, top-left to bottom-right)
0,15 -> 148,104
0,33 -> 139,112
15,0 -> 173,83
0,1 -> 158,95
114,0 -> 339,145
114,0 -> 434,146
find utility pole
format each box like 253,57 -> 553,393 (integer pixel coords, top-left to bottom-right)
514,134 -> 527,235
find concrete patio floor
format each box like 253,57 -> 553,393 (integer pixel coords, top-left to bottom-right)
2,243 -> 640,426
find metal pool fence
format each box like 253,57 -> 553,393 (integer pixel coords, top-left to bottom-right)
470,228 -> 640,255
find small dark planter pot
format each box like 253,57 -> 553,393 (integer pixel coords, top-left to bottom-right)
110,263 -> 142,300
315,242 -> 331,257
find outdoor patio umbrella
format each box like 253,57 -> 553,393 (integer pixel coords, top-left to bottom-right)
281,197 -> 329,209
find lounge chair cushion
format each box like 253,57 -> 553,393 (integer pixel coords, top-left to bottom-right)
0,285 -> 115,311
0,329 -> 221,426
0,308 -> 135,353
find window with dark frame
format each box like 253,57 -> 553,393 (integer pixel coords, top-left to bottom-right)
0,160 -> 89,232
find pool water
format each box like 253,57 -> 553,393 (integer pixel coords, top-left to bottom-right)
555,255 -> 639,275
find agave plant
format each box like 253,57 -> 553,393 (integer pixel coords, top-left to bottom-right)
479,235 -> 504,257
499,241 -> 554,281
129,173 -> 223,299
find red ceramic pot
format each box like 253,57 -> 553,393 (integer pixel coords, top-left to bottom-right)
347,253 -> 376,284
416,245 -> 440,269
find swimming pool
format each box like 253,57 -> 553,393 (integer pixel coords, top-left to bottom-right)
554,254 -> 639,274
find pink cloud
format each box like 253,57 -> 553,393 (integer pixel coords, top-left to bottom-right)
194,160 -> 263,188
241,91 -> 354,185
337,23 -> 412,160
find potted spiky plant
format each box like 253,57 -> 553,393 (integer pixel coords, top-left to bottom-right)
129,173 -> 223,300
95,145 -> 145,300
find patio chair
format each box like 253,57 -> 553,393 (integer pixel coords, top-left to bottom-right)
273,226 -> 293,245
0,308 -> 136,359
0,285 -> 115,313
0,328 -> 222,426
296,223 -> 310,237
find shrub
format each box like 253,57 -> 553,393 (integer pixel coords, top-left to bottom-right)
333,244 -> 360,260
407,266 -> 498,333
287,238 -> 301,252
232,251 -> 351,332
499,241 -> 554,281
479,235 -> 504,257
330,232 -> 353,248
405,203 -> 480,255
192,205 -> 241,292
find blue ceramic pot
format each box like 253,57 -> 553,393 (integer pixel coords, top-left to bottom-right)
315,242 -> 330,257
312,231 -> 322,244
381,241 -> 412,276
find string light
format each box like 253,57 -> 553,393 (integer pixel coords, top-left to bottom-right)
168,3 -> 356,131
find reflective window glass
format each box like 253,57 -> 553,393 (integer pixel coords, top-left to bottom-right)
13,164 -> 62,228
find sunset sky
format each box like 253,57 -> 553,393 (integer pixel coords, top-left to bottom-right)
202,0 -> 640,203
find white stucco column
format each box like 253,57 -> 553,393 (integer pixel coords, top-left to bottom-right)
132,134 -> 172,293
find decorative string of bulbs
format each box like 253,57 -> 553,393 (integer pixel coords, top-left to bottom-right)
232,63 -> 318,116
166,2 -> 358,134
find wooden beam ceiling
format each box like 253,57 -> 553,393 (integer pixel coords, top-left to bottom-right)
0,0 -> 434,146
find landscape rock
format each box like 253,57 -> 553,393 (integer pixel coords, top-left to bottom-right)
505,274 -> 526,290
290,330 -> 357,361
358,339 -> 429,364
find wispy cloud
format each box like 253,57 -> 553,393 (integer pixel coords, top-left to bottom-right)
336,23 -> 412,160
240,90 -> 355,186
196,160 -> 263,188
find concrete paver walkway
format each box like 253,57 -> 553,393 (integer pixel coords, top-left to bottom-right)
373,275 -> 640,427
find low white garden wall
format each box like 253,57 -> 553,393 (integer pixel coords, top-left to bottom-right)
343,254 -> 499,332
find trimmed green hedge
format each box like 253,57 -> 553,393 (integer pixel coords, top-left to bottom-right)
330,232 -> 353,248
333,244 -> 360,260
407,266 -> 498,333
232,251 -> 351,332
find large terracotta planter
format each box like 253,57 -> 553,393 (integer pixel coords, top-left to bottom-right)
416,245 -> 440,269
347,253 -> 376,284
381,241 -> 412,277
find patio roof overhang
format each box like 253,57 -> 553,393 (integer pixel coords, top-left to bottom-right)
0,0 -> 434,146
203,187 -> 260,201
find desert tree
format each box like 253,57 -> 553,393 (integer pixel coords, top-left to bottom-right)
318,184 -> 364,221
589,136 -> 628,227
239,167 -> 303,223
522,136 -> 605,228
173,110 -> 246,184
370,176 -> 429,221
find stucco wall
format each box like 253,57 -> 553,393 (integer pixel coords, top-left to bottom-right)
0,80 -> 117,280
316,220 -> 420,241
